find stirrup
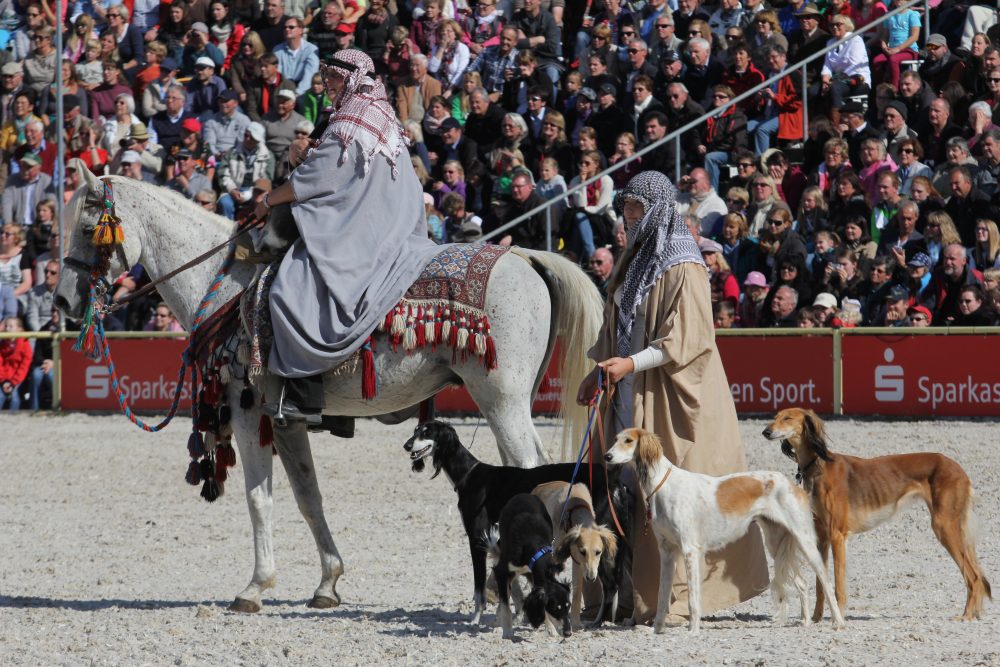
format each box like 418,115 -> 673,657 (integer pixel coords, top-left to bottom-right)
262,383 -> 322,428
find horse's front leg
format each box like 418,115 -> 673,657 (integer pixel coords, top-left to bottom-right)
271,421 -> 344,609
229,399 -> 277,613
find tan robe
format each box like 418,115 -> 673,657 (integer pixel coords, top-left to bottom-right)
589,261 -> 770,623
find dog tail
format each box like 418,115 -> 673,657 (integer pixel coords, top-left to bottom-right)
963,489 -> 993,605
483,523 -> 501,562
758,517 -> 807,616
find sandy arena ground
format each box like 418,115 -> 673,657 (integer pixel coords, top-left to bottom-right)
1,413 -> 998,666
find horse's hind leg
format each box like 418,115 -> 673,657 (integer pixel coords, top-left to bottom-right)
229,396 -> 278,613
473,390 -> 546,467
271,421 -> 345,608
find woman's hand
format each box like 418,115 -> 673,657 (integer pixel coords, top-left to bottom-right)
598,356 -> 635,385
576,368 -> 599,405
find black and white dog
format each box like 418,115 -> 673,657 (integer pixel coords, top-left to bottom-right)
487,493 -> 571,639
403,420 -> 634,626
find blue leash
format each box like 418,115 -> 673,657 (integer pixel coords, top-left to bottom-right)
557,368 -> 605,529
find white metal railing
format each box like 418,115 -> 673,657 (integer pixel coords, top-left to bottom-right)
483,0 -> 930,245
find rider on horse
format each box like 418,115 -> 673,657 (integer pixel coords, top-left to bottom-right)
252,49 -> 440,429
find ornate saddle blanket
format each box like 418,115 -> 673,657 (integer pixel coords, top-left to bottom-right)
240,243 -> 509,394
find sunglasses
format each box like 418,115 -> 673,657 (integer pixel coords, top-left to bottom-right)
990,77 -> 1000,83
738,162 -> 754,168
753,183 -> 770,188
528,96 -> 543,101
726,34 -> 740,40
900,147 -> 915,154
656,24 -> 672,29
768,219 -> 786,225
627,48 -> 641,54
45,269 -> 59,275
621,31 -> 635,36
688,30 -> 701,36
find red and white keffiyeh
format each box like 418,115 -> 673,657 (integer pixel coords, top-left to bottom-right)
322,49 -> 406,176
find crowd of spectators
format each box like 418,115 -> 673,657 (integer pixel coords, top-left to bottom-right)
3,0 -> 1000,410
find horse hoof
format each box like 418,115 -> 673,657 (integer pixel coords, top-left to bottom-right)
307,594 -> 340,609
228,598 -> 261,613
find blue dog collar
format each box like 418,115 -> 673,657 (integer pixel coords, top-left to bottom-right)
528,545 -> 552,569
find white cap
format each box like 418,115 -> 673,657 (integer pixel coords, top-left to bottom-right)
121,150 -> 140,163
246,122 -> 265,142
277,88 -> 297,102
195,56 -> 216,69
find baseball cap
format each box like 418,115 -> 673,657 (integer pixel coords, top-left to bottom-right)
1,62 -> 23,76
19,151 -> 41,166
813,292 -> 837,309
907,304 -> 932,319
907,252 -> 932,268
578,87 -> 597,102
927,34 -> 947,48
195,56 -> 216,69
219,89 -> 240,102
440,117 -> 461,132
121,150 -> 141,164
246,122 -> 265,142
599,82 -> 617,97
333,23 -> 354,35
175,148 -> 194,160
660,49 -> 680,63
277,88 -> 297,102
743,271 -> 767,288
698,238 -> 722,254
161,57 -> 179,72
190,21 -> 209,34
182,117 -> 202,133
888,285 -> 910,302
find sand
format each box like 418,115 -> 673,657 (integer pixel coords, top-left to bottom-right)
1,414 -> 997,666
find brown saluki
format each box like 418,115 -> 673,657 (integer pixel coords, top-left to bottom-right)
763,408 -> 991,622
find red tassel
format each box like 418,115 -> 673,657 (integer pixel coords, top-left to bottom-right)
258,414 -> 274,448
362,340 -> 376,400
82,326 -> 96,356
220,442 -> 237,467
215,456 -> 229,482
485,334 -> 497,370
448,311 -> 458,347
415,306 -> 426,348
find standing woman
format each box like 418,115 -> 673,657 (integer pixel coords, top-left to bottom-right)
576,171 -> 769,625
209,0 -> 247,74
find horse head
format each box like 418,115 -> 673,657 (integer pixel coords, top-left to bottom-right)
54,163 -> 145,319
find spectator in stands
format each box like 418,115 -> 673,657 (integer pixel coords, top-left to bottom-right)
868,167 -> 901,244
263,87 -> 306,177
717,211 -> 759,282
919,34 -> 965,96
588,83 -> 628,158
520,82 -> 551,143
463,88 -> 504,155
530,110 -> 573,184
274,16 -> 319,95
90,60 -> 132,120
246,53 -> 297,122
882,101 -> 915,165
897,69 -> 935,133
217,122 -> 275,219
765,149 -> 807,212
622,37 -> 657,98
922,243 -> 984,324
97,93 -> 138,153
0,223 -> 31,301
428,19 -> 471,93
932,138 -> 984,195
840,101 -> 882,171
674,0 -> 710,41
105,5 -> 145,75
697,85 -> 746,192
512,0 -> 562,86
0,316 -> 31,411
3,153 -> 52,226
607,131 -> 641,190
820,246 -> 865,304
23,25 -> 57,98
896,137 -> 932,196
709,0 -> 744,39
466,26 -> 519,100
565,149 -> 614,262
720,41 -> 763,117
145,303 -> 186,332
354,0 -> 398,69
763,202 -> 807,275
828,170 -> 870,231
970,219 -> 1000,270
652,47 -> 685,102
395,54 -> 443,125
749,9 -> 786,71
203,89 -> 251,157
167,149 -> 213,199
678,167 -> 726,237
764,284 -> 798,327
700,237 -> 738,305
875,283 -> 911,327
253,0 -> 290,51
906,303 -> 931,327
953,284 -> 996,326
308,3 -> 343,64
870,0 -> 920,89
945,166 -> 996,246
924,98 -> 963,169
738,269 -> 768,326
141,57 -> 180,119
746,173 -> 778,238
187,56 -> 229,118
24,258 -> 57,332
681,37 -> 721,108
879,197 -> 924,258
588,246 -> 614,299
149,85 -> 192,152
490,170 -> 549,249
228,33 -> 266,106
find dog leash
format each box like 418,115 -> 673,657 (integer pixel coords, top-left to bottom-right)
558,368 -> 604,529
591,380 -> 627,540
643,466 -> 673,536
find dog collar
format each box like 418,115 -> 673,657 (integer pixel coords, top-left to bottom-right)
528,546 -> 552,569
796,458 -> 818,485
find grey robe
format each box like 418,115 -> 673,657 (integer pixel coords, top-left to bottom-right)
268,136 -> 440,377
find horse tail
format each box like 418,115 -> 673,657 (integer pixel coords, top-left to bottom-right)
513,249 -> 603,461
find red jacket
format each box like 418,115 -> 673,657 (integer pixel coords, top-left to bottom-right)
0,339 -> 32,387
774,71 -> 803,142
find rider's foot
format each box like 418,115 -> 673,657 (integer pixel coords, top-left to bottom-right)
262,401 -> 323,427
309,416 -> 355,438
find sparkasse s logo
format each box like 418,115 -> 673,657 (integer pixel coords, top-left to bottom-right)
85,366 -> 111,399
874,348 -> 904,402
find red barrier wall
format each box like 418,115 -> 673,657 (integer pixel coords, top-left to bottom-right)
717,336 -> 834,414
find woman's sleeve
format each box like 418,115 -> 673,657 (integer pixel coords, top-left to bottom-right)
583,175 -> 614,215
450,44 -> 471,89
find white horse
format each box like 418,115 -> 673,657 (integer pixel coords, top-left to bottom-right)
55,170 -> 602,612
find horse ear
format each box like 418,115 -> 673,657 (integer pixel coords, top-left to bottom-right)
77,159 -> 101,193
802,410 -> 832,461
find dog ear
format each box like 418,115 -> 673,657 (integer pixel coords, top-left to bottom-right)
553,527 -> 578,563
598,525 -> 619,562
428,422 -> 457,480
636,429 -> 663,468
802,410 -> 833,461
523,589 -> 547,628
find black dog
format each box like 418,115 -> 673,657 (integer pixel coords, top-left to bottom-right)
404,420 -> 634,626
488,493 -> 571,639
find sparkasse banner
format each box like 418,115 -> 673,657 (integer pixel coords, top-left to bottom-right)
841,335 -> 1000,416
716,336 -> 834,414
60,339 -> 193,411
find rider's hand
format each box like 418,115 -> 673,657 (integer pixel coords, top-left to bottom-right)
598,357 -> 635,384
253,199 -> 270,221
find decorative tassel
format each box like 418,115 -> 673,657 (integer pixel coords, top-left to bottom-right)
391,304 -> 406,337
455,320 -> 469,351
403,309 -> 417,350
219,361 -> 232,385
219,442 -> 237,467
201,478 -> 221,502
185,460 -> 201,485
219,405 -> 232,426
361,340 -> 376,400
415,306 -> 426,348
475,327 -> 486,357
258,414 -> 274,448
434,314 -> 443,349
484,333 -> 498,370
424,307 -> 436,346
215,456 -> 229,483
188,431 -> 205,458
240,384 -> 254,409
112,223 -> 125,245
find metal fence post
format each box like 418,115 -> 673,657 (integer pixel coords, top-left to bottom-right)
674,136 -> 681,184
53,332 -> 62,411
545,207 -> 552,252
832,329 -> 843,415
802,67 -> 809,144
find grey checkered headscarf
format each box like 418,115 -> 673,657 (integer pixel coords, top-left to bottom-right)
612,171 -> 703,359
